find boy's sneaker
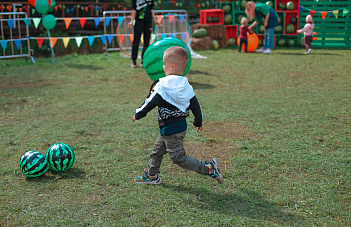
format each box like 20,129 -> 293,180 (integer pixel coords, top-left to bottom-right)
305,48 -> 312,54
206,157 -> 224,184
131,63 -> 137,68
263,48 -> 272,54
256,47 -> 266,53
134,169 -> 162,184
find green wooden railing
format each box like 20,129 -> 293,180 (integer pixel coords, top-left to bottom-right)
299,0 -> 351,48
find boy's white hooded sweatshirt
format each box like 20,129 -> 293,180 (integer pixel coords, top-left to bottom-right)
135,75 -> 203,130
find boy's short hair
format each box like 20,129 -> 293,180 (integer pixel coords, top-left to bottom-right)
163,46 -> 188,72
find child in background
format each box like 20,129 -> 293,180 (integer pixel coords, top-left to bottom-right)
297,15 -> 315,55
132,46 -> 224,185
238,17 -> 253,53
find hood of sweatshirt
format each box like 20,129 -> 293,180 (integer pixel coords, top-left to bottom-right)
157,75 -> 195,113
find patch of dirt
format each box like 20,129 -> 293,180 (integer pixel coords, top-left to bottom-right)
0,79 -> 53,89
184,121 -> 259,169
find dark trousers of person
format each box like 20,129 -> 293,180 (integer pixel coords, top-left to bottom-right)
304,35 -> 313,51
239,38 -> 248,52
132,20 -> 152,63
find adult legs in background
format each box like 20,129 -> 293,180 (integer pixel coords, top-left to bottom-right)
132,20 -> 144,64
141,21 -> 152,61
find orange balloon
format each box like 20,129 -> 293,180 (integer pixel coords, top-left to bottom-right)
28,0 -> 37,7
237,32 -> 259,52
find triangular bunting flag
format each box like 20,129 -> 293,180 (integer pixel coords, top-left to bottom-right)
100,35 -> 107,45
169,15 -> 174,23
23,18 -> 30,27
118,16 -> 124,25
64,18 -> 72,29
156,15 -> 163,24
119,34 -> 125,44
332,10 -> 339,18
179,15 -> 185,23
321,11 -> 327,20
31,8 -> 36,15
62,37 -> 70,48
88,36 -> 95,46
107,35 -> 113,44
310,10 -> 316,17
299,6 -> 303,12
7,19 -> 14,30
171,33 -> 176,38
33,18 -> 41,29
37,38 -> 44,48
79,18 -> 86,28
75,37 -> 83,48
161,34 -> 167,39
94,18 -> 101,27
50,37 -> 57,48
14,40 -> 22,50
130,34 -> 134,42
181,32 -> 186,40
343,8 -> 349,16
105,17 -> 111,27
0,40 -> 8,50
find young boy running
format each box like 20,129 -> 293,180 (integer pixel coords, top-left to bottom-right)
132,46 -> 223,184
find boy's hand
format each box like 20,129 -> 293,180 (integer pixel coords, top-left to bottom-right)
194,126 -> 203,132
132,115 -> 136,122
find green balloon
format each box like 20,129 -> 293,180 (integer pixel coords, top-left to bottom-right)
35,0 -> 49,15
143,37 -> 192,81
42,14 -> 56,30
48,0 -> 56,12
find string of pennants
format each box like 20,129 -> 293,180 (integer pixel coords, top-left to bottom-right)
0,32 -> 188,51
299,6 -> 350,19
0,1 -> 217,13
3,14 -> 186,30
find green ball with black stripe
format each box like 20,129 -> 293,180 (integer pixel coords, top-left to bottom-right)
46,143 -> 75,172
19,151 -> 48,178
143,37 -> 192,81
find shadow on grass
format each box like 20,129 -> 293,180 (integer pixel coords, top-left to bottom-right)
25,168 -> 86,182
161,184 -> 306,225
187,70 -> 213,76
67,64 -> 103,70
189,81 -> 215,90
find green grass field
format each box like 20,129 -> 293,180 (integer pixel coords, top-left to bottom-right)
1,48 -> 350,226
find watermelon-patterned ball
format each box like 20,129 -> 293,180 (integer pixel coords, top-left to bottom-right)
143,37 -> 192,81
46,143 -> 75,172
19,151 -> 49,177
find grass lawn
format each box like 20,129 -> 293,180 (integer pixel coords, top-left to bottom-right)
0,48 -> 350,226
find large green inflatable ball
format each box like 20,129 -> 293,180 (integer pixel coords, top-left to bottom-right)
19,151 -> 49,178
143,37 -> 192,81
46,143 -> 75,172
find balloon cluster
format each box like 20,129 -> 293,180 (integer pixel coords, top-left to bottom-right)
29,0 -> 57,30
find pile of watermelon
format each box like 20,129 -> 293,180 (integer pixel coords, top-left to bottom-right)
278,1 -> 295,10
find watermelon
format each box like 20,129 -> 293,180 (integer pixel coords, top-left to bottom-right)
222,5 -> 231,13
290,16 -> 298,25
299,38 -> 305,47
259,39 -> 263,46
207,17 -> 212,23
236,15 -> 244,24
228,38 -> 236,46
212,40 -> 219,49
212,16 -> 219,23
278,39 -> 286,46
286,24 -> 295,33
259,25 -> 265,33
224,14 -> 232,24
240,0 -> 247,10
278,17 -> 281,24
143,37 -> 192,81
275,25 -> 283,33
46,143 -> 75,172
287,1 -> 295,10
266,1 -> 273,8
287,39 -> 296,47
194,28 -> 207,38
278,3 -> 286,10
19,151 -> 48,178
